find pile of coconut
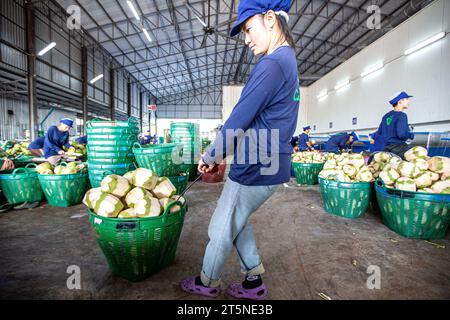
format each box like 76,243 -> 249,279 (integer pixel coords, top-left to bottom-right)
319,153 -> 374,182
373,147 -> 449,194
292,151 -> 327,164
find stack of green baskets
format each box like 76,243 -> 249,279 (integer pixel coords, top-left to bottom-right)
88,200 -> 187,282
37,162 -> 89,207
292,162 -> 324,185
375,180 -> 450,239
87,118 -> 139,187
0,164 -> 44,205
170,122 -> 201,181
133,142 -> 184,177
319,177 -> 372,219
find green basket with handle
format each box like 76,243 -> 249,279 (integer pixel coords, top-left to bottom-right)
86,117 -> 139,129
88,200 -> 187,282
38,162 -> 89,207
375,180 -> 450,239
0,163 -> 44,204
133,142 -> 184,177
168,173 -> 189,194
319,176 -> 371,219
292,162 -> 324,185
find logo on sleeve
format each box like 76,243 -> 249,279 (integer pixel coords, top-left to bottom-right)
386,115 -> 393,126
293,89 -> 300,102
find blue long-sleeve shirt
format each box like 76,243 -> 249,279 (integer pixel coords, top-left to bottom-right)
324,133 -> 350,153
298,132 -> 310,151
43,126 -> 71,158
203,46 -> 300,186
28,136 -> 45,150
375,110 -> 414,146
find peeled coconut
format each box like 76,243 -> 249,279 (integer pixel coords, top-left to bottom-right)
343,164 -> 357,178
395,177 -> 417,192
93,193 -> 124,218
414,172 -> 433,189
427,156 -> 450,174
349,154 -> 365,170
379,168 -> 400,185
123,170 -> 135,184
101,174 -> 132,198
53,165 -> 64,175
412,158 -> 429,171
426,171 -> 440,182
398,161 -> 422,178
152,177 -> 177,198
83,188 -> 104,209
374,152 -> 391,163
389,157 -> 402,171
404,146 -> 428,161
134,197 -> 162,217
431,180 -> 450,194
319,169 -> 337,179
356,169 -> 374,182
125,187 -> 153,208
117,208 -> 137,219
132,168 -> 158,190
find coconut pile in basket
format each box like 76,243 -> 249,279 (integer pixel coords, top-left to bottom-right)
36,162 -> 86,175
373,147 -> 450,194
83,168 -> 185,218
319,153 -> 374,182
292,151 -> 328,164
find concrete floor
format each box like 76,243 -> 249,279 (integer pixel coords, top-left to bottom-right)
1,178 -> 449,300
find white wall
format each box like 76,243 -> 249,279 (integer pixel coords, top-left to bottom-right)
304,0 -> 450,135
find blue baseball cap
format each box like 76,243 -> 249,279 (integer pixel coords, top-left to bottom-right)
389,91 -> 413,106
230,0 -> 291,37
60,118 -> 73,128
350,132 -> 359,141
303,126 -> 311,131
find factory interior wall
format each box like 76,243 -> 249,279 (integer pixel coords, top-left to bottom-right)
304,0 -> 450,136
156,118 -> 222,141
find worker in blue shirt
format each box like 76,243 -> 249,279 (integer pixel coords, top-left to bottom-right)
43,118 -> 73,165
372,91 -> 414,159
298,125 -> 314,151
324,132 -> 359,153
181,0 -> 299,300
27,136 -> 45,156
75,135 -> 87,145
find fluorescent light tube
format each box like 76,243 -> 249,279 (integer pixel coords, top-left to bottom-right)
334,80 -> 350,92
142,28 -> 152,43
404,32 -> 445,56
361,63 -> 384,78
37,42 -> 56,56
127,0 -> 140,21
90,74 -> 104,84
317,91 -> 328,101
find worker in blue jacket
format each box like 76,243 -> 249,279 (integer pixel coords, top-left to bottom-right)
43,118 -> 73,165
324,132 -> 359,153
181,0 -> 299,300
298,125 -> 314,151
27,136 -> 45,156
372,91 -> 414,159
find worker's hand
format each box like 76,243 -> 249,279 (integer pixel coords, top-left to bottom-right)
198,158 -> 216,174
369,138 -> 375,145
1,158 -> 14,170
58,150 -> 65,155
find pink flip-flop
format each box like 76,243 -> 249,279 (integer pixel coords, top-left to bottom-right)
226,282 -> 268,300
180,276 -> 221,298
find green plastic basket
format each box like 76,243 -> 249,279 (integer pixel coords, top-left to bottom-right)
88,165 -> 135,188
133,142 -> 184,177
38,171 -> 89,207
319,177 -> 371,219
88,201 -> 186,282
0,164 -> 44,204
292,162 -> 324,185
88,135 -> 138,147
87,145 -> 134,153
375,180 -> 450,239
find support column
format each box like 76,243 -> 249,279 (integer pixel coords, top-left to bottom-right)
139,91 -> 143,132
127,78 -> 132,118
81,46 -> 88,134
25,1 -> 38,140
110,67 -> 115,120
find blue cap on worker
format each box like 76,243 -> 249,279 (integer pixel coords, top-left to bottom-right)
303,125 -> 311,131
350,131 -> 359,141
60,118 -> 73,128
230,0 -> 291,37
389,91 -> 413,106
